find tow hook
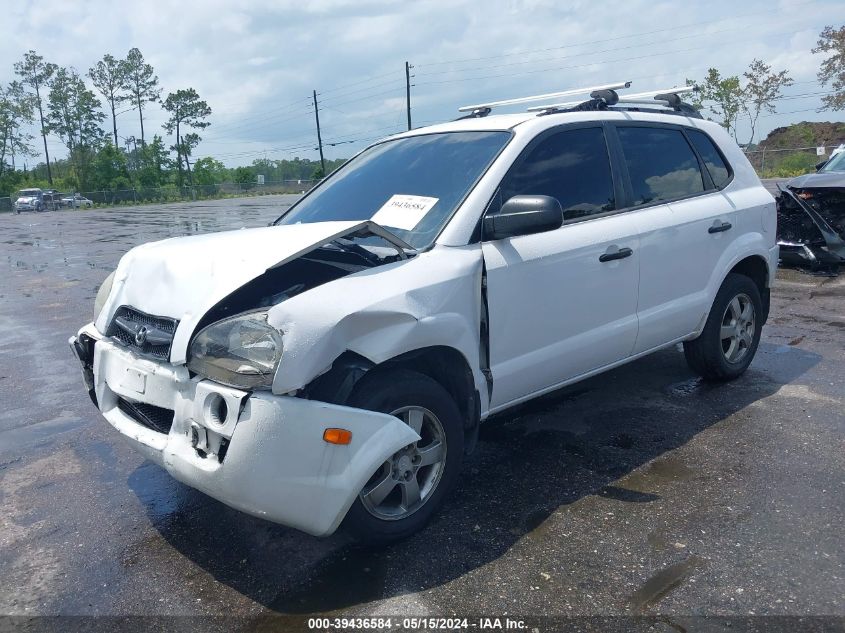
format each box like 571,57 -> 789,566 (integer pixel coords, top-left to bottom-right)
190,422 -> 209,452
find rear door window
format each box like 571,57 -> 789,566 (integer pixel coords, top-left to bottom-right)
617,127 -> 705,205
500,127 -> 616,220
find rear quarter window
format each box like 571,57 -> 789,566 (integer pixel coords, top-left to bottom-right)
686,129 -> 732,189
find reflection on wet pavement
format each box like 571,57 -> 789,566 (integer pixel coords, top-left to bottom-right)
1,198 -> 844,619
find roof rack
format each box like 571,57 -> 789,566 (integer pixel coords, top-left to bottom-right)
456,82 -> 701,120
457,81 -> 632,117
528,84 -> 701,118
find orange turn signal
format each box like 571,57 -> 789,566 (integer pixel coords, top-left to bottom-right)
323,428 -> 352,445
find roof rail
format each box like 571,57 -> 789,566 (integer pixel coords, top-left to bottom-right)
457,81 -> 631,114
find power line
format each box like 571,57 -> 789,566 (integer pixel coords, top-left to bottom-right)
316,77 -> 405,103
197,21 -> 831,143
316,68 -> 406,96
415,25 -> 823,88
318,86 -> 406,109
206,123 -> 409,162
207,104 -> 314,135
414,20 -> 815,78
413,0 -> 819,68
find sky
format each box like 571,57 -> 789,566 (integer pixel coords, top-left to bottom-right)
1,0 -> 843,168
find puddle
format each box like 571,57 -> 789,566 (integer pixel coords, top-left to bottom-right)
521,507 -> 556,533
0,417 -> 88,456
597,485 -> 659,503
618,456 -> 696,493
127,462 -> 193,520
628,555 -> 704,611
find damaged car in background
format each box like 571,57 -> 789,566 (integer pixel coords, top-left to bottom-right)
71,84 -> 778,543
776,144 -> 845,273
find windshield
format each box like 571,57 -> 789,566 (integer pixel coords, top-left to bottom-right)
275,131 -> 511,249
18,190 -> 39,196
820,151 -> 845,173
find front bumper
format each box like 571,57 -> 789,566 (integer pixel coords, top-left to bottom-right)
70,324 -> 419,536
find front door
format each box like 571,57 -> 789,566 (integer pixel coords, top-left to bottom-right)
482,125 -> 640,410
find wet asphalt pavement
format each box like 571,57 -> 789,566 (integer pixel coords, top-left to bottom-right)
1,198 -> 843,627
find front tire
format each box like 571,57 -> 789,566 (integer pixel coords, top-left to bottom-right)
342,369 -> 464,544
683,273 -> 763,381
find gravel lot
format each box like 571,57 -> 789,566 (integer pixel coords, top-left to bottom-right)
1,197 -> 843,629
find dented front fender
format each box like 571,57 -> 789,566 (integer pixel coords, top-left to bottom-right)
267,245 -> 486,404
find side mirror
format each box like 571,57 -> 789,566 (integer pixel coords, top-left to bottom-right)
815,160 -> 827,172
483,195 -> 563,240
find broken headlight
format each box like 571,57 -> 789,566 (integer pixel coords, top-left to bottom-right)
94,271 -> 116,321
187,311 -> 283,389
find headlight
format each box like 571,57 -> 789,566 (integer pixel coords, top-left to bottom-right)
94,271 -> 116,320
187,311 -> 283,389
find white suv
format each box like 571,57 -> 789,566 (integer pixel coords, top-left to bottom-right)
71,84 -> 777,543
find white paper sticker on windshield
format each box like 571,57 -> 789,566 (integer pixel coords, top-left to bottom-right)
371,195 -> 439,231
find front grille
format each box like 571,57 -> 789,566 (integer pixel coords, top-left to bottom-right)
106,306 -> 178,360
117,398 -> 175,434
808,191 -> 845,239
777,205 -> 824,244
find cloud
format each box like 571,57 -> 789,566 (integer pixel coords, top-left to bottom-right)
0,0 -> 841,166
247,56 -> 276,67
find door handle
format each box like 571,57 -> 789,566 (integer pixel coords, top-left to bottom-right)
708,220 -> 732,234
599,246 -> 633,262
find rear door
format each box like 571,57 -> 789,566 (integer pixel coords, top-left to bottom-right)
482,124 -> 640,410
611,124 -> 736,354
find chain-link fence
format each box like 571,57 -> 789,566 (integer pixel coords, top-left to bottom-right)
1,180 -> 319,213
3,146 -> 840,214
744,146 -> 835,179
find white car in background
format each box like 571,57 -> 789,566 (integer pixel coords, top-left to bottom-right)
63,194 -> 94,208
71,83 -> 777,543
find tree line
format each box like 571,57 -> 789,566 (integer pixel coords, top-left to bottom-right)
2,25 -> 844,199
0,48 -> 219,196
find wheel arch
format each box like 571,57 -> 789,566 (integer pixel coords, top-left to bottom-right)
703,234 -> 773,333
303,345 -> 481,453
724,254 -> 770,324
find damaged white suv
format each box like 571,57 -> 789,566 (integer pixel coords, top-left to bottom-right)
71,85 -> 777,543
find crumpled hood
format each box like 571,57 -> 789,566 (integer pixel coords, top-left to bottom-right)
788,171 -> 845,189
95,220 -> 366,364
16,196 -> 36,203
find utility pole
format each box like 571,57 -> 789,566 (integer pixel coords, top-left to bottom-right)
405,61 -> 413,131
313,89 -> 326,177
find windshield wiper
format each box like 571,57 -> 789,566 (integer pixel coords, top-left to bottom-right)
326,238 -> 383,266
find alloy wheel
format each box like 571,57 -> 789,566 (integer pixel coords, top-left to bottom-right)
720,292 -> 755,364
359,406 -> 447,521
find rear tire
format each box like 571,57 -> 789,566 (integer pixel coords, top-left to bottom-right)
683,273 -> 763,382
342,368 -> 464,545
